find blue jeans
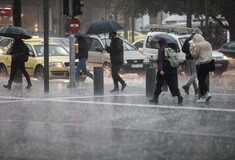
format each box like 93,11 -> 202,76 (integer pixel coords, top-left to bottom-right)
186,60 -> 198,90
75,58 -> 93,81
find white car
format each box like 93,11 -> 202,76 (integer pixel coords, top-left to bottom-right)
143,31 -> 228,75
86,35 -> 150,76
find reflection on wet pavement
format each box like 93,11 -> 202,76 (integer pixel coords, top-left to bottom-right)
0,72 -> 235,160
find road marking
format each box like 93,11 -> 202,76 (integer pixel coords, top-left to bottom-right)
54,99 -> 235,113
0,94 -> 235,113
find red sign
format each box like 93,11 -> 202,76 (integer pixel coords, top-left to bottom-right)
68,18 -> 81,33
0,9 -> 11,16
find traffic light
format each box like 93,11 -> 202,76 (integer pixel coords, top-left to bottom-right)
63,0 -> 69,16
73,0 -> 84,17
63,0 -> 84,17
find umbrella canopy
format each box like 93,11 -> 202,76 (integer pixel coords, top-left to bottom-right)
0,26 -> 31,39
86,19 -> 123,35
152,34 -> 177,45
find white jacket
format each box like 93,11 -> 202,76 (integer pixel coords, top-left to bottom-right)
190,34 -> 212,65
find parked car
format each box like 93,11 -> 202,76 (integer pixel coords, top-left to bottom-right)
133,39 -> 145,53
143,31 -> 228,75
218,41 -> 235,58
117,31 -> 146,42
0,41 -> 88,80
86,35 -> 150,76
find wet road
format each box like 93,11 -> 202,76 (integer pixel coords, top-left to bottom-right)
0,69 -> 235,160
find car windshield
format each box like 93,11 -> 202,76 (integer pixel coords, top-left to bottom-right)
101,37 -> 137,51
101,38 -> 111,46
34,45 -> 69,57
52,38 -> 69,48
145,36 -> 160,49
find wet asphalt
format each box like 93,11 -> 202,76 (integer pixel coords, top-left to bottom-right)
0,69 -> 235,160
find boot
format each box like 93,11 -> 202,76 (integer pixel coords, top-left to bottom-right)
121,83 -> 127,91
3,80 -> 12,90
25,83 -> 32,89
182,85 -> 189,95
149,97 -> 158,104
110,87 -> 119,92
178,95 -> 183,105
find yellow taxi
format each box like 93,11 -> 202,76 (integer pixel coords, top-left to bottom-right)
133,39 -> 145,53
117,31 -> 146,42
0,41 -> 88,80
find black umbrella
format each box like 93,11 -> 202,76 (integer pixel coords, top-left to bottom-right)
86,19 -> 123,35
152,34 -> 177,44
0,26 -> 31,39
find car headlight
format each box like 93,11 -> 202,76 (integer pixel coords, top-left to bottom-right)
223,55 -> 228,60
143,59 -> 150,63
49,62 -> 63,67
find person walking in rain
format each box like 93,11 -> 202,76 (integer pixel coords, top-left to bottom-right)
181,28 -> 202,95
149,37 -> 183,105
75,34 -> 93,83
105,32 -> 126,92
190,34 -> 212,103
3,37 -> 32,90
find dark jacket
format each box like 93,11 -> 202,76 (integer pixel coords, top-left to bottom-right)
106,36 -> 124,64
157,38 -> 168,72
7,39 -> 28,63
182,39 -> 193,60
76,37 -> 88,60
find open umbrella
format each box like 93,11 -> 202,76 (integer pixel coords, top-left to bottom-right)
152,34 -> 178,44
86,19 -> 123,35
0,26 -> 31,39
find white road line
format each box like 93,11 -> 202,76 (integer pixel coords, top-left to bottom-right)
0,94 -> 235,113
53,99 -> 235,113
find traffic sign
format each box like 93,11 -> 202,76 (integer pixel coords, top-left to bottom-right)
68,18 -> 81,33
0,9 -> 11,16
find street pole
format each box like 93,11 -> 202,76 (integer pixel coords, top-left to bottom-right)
44,0 -> 49,92
67,0 -> 76,88
13,0 -> 22,84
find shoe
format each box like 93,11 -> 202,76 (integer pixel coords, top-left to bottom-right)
3,85 -> 11,90
121,83 -> 127,91
25,84 -> 32,89
196,98 -> 206,103
182,85 -> 189,95
149,98 -> 158,104
178,96 -> 183,104
195,89 -> 199,95
110,88 -> 119,92
205,93 -> 211,102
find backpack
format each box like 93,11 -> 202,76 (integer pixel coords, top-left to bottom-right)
164,47 -> 179,68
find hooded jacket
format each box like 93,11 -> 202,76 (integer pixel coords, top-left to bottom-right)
190,34 -> 212,65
